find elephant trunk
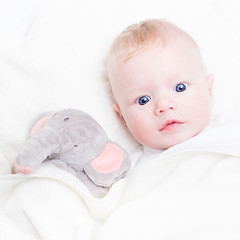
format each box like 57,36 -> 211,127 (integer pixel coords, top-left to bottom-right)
15,125 -> 60,172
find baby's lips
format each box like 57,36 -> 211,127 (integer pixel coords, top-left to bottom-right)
159,120 -> 184,131
14,164 -> 33,175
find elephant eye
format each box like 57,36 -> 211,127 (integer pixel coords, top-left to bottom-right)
64,117 -> 69,122
74,145 -> 78,147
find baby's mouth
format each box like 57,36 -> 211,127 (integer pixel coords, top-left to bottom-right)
159,121 -> 184,132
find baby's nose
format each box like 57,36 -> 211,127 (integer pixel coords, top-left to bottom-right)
154,98 -> 176,115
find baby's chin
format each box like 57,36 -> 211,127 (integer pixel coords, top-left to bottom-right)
152,141 -> 182,150
143,140 -> 180,150
145,133 -> 196,150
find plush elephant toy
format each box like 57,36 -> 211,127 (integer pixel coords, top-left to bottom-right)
14,109 -> 131,198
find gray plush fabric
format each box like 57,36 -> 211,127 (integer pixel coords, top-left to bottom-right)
15,109 -> 131,197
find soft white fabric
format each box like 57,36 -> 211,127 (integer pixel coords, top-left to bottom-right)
1,113 -> 240,239
0,166 -> 128,240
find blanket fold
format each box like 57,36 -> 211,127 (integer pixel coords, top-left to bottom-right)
96,151 -> 240,240
0,165 -> 128,240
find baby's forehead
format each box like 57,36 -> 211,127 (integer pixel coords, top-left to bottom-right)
116,40 -> 206,82
117,36 -> 199,68
122,39 -> 203,69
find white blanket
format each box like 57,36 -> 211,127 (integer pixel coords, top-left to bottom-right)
1,113 -> 240,239
0,166 -> 127,240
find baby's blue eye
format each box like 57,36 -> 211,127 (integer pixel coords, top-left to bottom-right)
175,83 -> 187,92
137,96 -> 151,105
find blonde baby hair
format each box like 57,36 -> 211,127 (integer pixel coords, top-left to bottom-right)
107,19 -> 200,78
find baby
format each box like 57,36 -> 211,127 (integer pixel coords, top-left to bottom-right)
106,19 -> 214,154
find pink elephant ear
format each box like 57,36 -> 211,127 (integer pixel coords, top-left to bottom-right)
30,115 -> 51,136
90,142 -> 124,173
84,142 -> 130,187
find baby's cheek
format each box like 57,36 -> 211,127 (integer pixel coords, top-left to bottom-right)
128,120 -> 150,144
189,95 -> 212,129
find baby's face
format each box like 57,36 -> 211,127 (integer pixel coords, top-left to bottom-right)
110,41 -> 214,149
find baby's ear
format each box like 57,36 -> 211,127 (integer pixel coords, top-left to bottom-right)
113,103 -> 127,126
30,115 -> 51,136
207,73 -> 214,97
